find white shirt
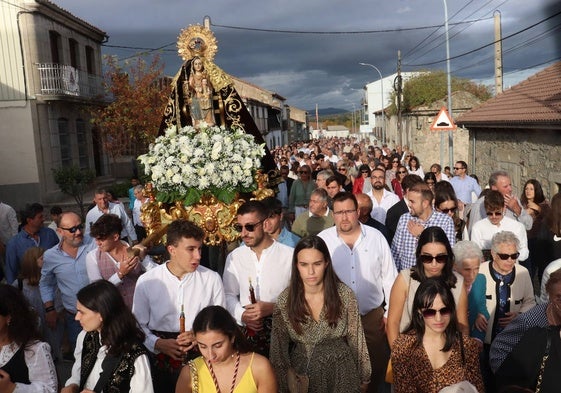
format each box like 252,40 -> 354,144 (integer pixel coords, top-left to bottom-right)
367,189 -> 400,225
85,242 -> 158,284
223,241 -> 293,325
470,216 -> 529,261
132,263 -> 225,353
85,202 -> 137,242
66,330 -> 153,393
132,199 -> 146,227
0,341 -> 57,393
318,224 -> 397,317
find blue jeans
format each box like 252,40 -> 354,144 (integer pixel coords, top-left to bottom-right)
64,312 -> 82,353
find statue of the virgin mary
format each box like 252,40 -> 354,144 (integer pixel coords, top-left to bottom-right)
159,22 -> 276,171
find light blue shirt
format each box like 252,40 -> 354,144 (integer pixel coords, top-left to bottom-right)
450,175 -> 481,204
277,227 -> 300,248
40,238 -> 95,313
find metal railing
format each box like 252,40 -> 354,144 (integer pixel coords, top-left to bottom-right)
36,63 -> 103,98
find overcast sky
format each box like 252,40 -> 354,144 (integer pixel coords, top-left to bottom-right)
54,0 -> 561,111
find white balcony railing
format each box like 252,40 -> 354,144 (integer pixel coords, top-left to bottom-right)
36,63 -> 103,98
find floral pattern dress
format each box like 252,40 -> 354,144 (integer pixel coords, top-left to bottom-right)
270,283 -> 371,393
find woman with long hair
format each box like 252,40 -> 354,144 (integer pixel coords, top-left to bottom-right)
391,278 -> 483,392
270,235 -> 370,393
392,165 -> 408,199
176,305 -> 276,392
16,247 -> 64,361
407,156 -> 424,177
434,182 -> 465,241
387,226 -> 468,348
62,280 -> 152,393
0,284 -> 57,392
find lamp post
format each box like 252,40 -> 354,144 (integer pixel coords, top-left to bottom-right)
359,62 -> 385,143
443,0 -> 453,167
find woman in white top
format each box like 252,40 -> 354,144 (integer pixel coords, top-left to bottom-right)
0,284 -> 57,393
62,280 -> 153,393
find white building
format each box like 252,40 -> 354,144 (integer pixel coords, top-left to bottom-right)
0,0 -> 107,209
362,72 -> 422,142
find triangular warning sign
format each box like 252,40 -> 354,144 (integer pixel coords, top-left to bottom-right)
430,106 -> 457,131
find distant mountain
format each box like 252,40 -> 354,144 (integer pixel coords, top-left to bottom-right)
307,107 -> 348,116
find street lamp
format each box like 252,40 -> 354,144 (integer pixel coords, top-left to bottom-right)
443,0 -> 453,167
359,62 -> 385,143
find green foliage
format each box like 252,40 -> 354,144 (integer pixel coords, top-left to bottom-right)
52,166 -> 95,219
108,182 -> 130,198
387,71 -> 492,115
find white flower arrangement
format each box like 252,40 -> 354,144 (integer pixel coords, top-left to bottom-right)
138,123 -> 265,205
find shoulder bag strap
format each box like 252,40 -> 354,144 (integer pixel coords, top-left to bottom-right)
535,328 -> 553,393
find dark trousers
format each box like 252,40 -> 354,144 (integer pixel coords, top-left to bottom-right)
362,306 -> 391,393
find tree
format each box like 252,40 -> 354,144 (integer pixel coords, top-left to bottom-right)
52,166 -> 95,219
387,71 -> 492,115
90,55 -> 171,161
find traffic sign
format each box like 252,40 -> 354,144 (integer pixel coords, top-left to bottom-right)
430,106 -> 457,131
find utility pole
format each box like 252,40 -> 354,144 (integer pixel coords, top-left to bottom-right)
395,50 -> 403,146
494,11 -> 503,95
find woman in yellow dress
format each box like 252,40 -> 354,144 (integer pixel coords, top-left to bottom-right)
175,305 -> 277,393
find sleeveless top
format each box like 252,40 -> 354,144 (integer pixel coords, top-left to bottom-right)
399,269 -> 464,333
0,346 -> 30,384
189,352 -> 258,393
97,248 -> 143,309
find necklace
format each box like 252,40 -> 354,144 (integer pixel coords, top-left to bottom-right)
207,351 -> 240,393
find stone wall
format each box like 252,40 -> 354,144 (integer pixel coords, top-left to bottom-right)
469,128 -> 561,199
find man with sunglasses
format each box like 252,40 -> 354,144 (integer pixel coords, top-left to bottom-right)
449,161 -> 481,210
318,192 -> 397,393
40,211 -> 96,353
223,200 -> 293,357
471,190 -> 529,262
478,231 -> 535,390
468,170 -> 533,235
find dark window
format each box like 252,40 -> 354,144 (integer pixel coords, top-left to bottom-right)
85,46 -> 94,74
69,39 -> 79,69
49,31 -> 61,64
76,119 -> 89,169
58,118 -> 72,166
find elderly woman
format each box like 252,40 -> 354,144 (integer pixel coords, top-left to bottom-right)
479,231 -> 536,344
453,241 -> 489,342
492,269 -> 561,391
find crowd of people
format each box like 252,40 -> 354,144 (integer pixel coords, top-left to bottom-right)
0,135 -> 560,392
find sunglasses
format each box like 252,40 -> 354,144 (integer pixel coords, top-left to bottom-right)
422,307 -> 452,319
338,167 -> 347,172
398,170 -> 408,174
486,211 -> 503,217
496,252 -> 520,260
361,170 -> 370,174
439,207 -> 456,214
59,224 -> 84,233
297,171 -> 310,175
453,167 -> 464,170
233,219 -> 265,233
419,254 -> 448,264
392,160 -> 399,164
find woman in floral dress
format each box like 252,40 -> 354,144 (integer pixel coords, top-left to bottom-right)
270,236 -> 371,393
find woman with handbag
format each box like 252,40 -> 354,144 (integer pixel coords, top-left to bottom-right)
62,280 -> 153,393
270,235 -> 371,393
175,305 -> 277,392
391,278 -> 483,393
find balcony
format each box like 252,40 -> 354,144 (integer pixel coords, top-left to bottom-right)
36,63 -> 103,98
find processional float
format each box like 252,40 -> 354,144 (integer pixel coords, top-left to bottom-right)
138,20 -> 279,247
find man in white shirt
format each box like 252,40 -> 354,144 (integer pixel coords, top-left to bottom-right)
85,188 -> 137,244
471,190 -> 529,262
367,168 -> 399,225
132,185 -> 149,241
223,200 -> 293,356
318,192 -> 397,393
132,219 -> 225,393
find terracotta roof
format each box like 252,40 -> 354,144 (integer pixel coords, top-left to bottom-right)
457,61 -> 561,127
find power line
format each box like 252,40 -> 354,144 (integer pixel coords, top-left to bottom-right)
210,17 -> 492,35
403,9 -> 561,67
